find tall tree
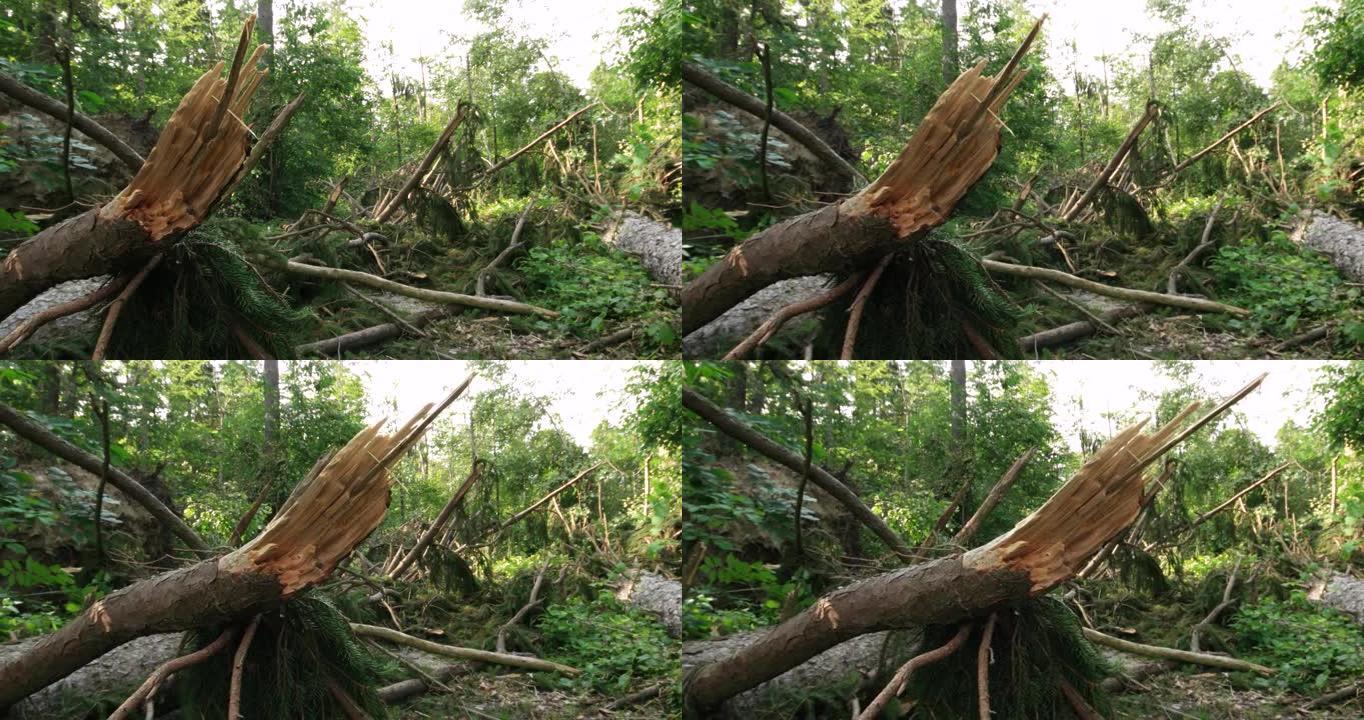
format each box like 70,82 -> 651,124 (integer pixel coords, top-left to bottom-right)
257,0 -> 274,63
263,359 -> 279,465
941,0 -> 959,86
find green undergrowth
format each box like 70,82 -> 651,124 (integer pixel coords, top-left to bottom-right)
1232,591 -> 1364,694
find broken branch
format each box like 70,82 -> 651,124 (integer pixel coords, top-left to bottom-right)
981,258 -> 1250,316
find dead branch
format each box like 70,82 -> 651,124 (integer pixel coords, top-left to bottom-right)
349,624 -> 579,675
477,102 -> 599,182
487,462 -> 605,537
1168,200 -> 1226,295
0,69 -> 144,172
1163,103 -> 1282,180
0,400 -> 209,554
951,447 -> 1037,547
977,612 -> 998,720
227,614 -> 262,720
0,274 -> 131,354
723,273 -> 863,360
1034,282 -> 1122,335
1184,462 -> 1291,532
1190,558 -> 1240,653
682,61 -> 865,185
683,17 -> 1041,334
1061,101 -> 1159,222
1081,627 -> 1273,675
683,387 -> 916,561
858,623 -> 971,720
981,258 -> 1250,316
273,259 -> 558,317
91,252 -> 163,360
374,103 -> 470,223
387,447 -> 482,580
475,199 -> 536,296
106,627 -> 235,720
496,562 -> 549,653
841,253 -> 894,359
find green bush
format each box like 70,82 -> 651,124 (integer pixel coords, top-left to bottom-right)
1210,230 -> 1356,337
1231,592 -> 1364,692
537,590 -> 677,697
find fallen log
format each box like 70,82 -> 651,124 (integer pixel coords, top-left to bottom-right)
1162,103 -> 1281,180
682,17 -> 1043,335
0,400 -> 209,555
475,199 -> 536,296
349,624 -> 579,675
0,20 -> 296,323
0,69 -> 145,172
981,258 -> 1250,316
1080,628 -> 1273,675
296,307 -> 452,356
0,380 -> 470,711
615,570 -> 682,638
1168,200 -> 1225,296
683,375 -> 1264,712
274,259 -> 558,318
477,102 -> 598,182
387,452 -> 482,580
682,61 -> 865,185
682,387 -> 916,561
1017,304 -> 1149,353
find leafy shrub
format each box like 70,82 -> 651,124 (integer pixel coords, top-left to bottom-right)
1232,592 -> 1364,692
1210,230 -> 1356,337
537,591 -> 677,697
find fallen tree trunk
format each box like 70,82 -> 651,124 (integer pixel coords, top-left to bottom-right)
0,380 -> 470,711
387,453 -> 482,579
1060,101 -> 1159,222
0,400 -> 210,555
0,633 -> 181,720
296,306 -> 452,356
1163,103 -> 1281,179
615,570 -> 682,638
477,102 -> 598,182
1081,628 -> 1273,675
982,258 -> 1250,316
0,23 -> 296,322
682,387 -> 916,561
683,375 -> 1263,712
682,61 -> 865,185
275,259 -> 559,318
682,18 -> 1042,335
1017,304 -> 1149,353
350,624 -> 579,675
0,70 -> 145,172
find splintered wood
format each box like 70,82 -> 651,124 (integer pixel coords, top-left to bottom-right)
965,373 -> 1267,592
848,16 -> 1042,237
99,23 -> 268,241
226,399 -> 439,595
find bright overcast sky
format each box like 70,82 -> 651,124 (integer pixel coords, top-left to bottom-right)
352,0 -> 640,90
1019,0 -> 1329,88
342,360 -> 648,449
1030,360 -> 1339,451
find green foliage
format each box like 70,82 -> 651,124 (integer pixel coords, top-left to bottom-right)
1319,363 -> 1364,450
1232,591 -> 1364,693
1308,0 -> 1364,88
1210,230 -> 1354,338
537,589 -> 679,701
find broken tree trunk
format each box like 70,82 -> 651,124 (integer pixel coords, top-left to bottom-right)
0,19 -> 297,323
1017,304 -> 1149,353
373,103 -> 470,223
0,380 -> 470,711
683,375 -> 1264,712
981,258 -> 1250,316
683,387 -> 916,561
1060,100 -> 1159,222
682,17 -> 1043,335
273,259 -> 558,318
682,61 -> 865,185
0,70 -> 145,172
0,399 -> 210,556
1162,103 -> 1281,180
387,452 -> 482,580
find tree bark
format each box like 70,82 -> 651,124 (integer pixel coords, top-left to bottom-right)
0,382 -> 469,711
941,0 -> 959,87
982,258 -> 1249,316
684,376 -> 1263,712
0,25 -> 292,322
682,387 -> 915,561
683,19 -> 1042,335
273,259 -> 558,318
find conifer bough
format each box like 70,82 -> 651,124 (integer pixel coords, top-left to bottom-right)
0,378 -> 472,712
683,17 -> 1045,336
683,374 -> 1265,713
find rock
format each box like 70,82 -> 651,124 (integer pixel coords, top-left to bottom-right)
683,275 -> 832,358
0,277 -> 109,351
603,212 -> 681,286
1295,211 -> 1364,283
